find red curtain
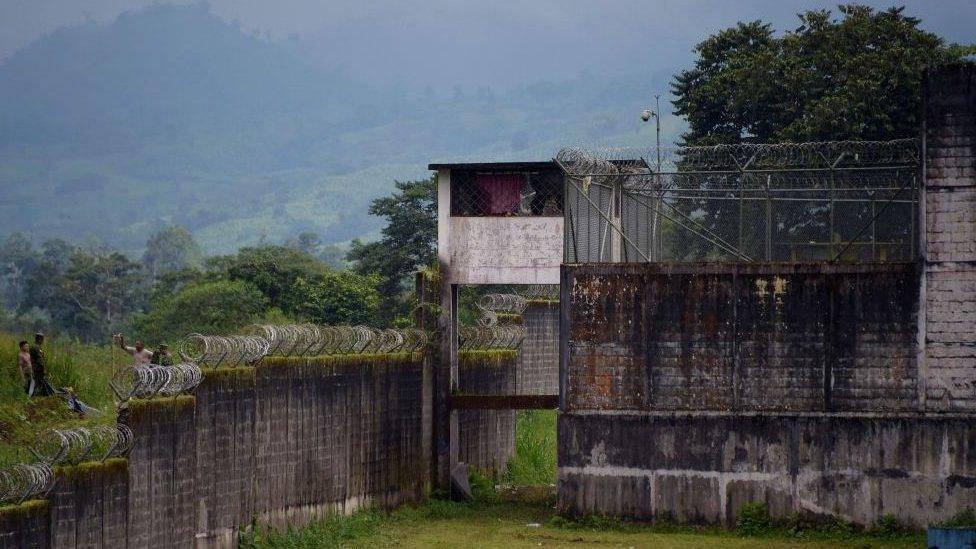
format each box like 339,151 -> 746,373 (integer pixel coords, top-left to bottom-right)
476,173 -> 524,214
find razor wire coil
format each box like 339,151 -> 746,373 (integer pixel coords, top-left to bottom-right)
110,363 -> 203,400
0,463 -> 54,504
29,425 -> 133,467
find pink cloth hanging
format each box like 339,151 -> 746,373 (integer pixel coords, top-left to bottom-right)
476,173 -> 524,215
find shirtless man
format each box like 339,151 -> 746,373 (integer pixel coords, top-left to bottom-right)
115,333 -> 153,365
17,340 -> 32,395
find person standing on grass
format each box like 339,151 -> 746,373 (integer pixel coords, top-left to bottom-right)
28,332 -> 54,396
115,333 -> 153,365
17,340 -> 33,395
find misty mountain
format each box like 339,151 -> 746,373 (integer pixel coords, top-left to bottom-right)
0,3 -> 674,254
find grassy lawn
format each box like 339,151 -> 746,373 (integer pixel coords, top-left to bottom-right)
0,332 -> 118,465
241,494 -> 924,548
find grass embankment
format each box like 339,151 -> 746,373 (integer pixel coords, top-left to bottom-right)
0,333 -> 117,465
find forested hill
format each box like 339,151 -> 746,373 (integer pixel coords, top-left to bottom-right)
0,3 -> 669,254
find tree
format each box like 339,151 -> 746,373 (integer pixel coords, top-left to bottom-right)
285,231 -> 322,256
347,177 -> 437,325
672,5 -> 965,145
29,250 -> 144,340
284,271 -> 380,326
135,279 -> 269,343
213,245 -> 326,310
0,233 -> 38,309
142,226 -> 204,281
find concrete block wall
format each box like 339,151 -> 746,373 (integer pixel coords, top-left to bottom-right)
0,353 -> 434,548
516,301 -> 560,395
563,263 -> 919,413
458,350 -> 517,475
558,412 -> 976,527
923,63 -> 976,412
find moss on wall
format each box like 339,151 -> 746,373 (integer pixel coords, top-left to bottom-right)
127,395 -> 196,424
201,366 -> 257,390
0,498 -> 48,521
54,457 -> 129,481
458,350 -> 518,368
260,353 -> 423,370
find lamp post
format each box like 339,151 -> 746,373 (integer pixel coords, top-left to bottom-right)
641,94 -> 662,259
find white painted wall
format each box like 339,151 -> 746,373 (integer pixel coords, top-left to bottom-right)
446,216 -> 563,284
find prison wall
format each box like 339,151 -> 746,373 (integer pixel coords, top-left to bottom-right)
0,353 -> 432,549
557,263 -> 975,527
516,301 -> 560,395
458,350 -> 517,474
922,62 -> 976,412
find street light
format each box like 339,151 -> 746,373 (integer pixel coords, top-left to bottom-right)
641,94 -> 663,260
640,94 -> 662,173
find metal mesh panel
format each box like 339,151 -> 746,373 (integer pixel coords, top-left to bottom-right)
451,170 -> 564,216
559,139 -> 919,263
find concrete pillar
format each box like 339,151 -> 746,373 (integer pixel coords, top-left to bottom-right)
921,62 -> 976,412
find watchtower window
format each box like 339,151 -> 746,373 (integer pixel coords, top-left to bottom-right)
450,170 -> 563,216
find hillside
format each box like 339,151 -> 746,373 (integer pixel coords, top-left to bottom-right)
0,4 -> 674,254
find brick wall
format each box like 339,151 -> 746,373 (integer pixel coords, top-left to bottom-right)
563,263 -> 919,413
516,301 -> 559,395
923,63 -> 976,411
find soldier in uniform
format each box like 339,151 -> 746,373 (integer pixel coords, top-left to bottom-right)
28,332 -> 55,396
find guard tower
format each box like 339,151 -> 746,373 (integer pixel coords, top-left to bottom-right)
427,160 -> 564,489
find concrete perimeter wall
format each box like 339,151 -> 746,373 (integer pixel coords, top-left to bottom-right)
557,63 -> 976,528
458,350 -> 517,475
0,347 -> 522,548
517,301 -> 560,396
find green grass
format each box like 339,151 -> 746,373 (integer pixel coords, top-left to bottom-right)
503,410 -> 557,486
0,332 -> 118,465
239,492 -> 925,548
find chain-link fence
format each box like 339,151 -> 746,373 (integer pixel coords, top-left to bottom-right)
559,139 -> 919,263
450,170 -> 564,216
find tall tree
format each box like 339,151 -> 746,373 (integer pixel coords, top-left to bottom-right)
672,5 -> 965,145
347,178 -> 437,325
142,226 -> 204,281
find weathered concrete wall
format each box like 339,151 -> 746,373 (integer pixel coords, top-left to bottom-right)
517,301 -> 560,396
447,216 -> 563,284
0,353 -> 433,548
563,263 -> 919,414
558,412 -> 976,527
0,500 -> 48,549
458,350 -> 517,475
922,63 -> 976,411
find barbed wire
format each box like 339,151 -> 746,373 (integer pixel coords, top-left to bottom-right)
179,334 -> 270,367
561,139 -> 919,174
458,325 -> 525,351
0,463 -> 54,505
178,326 -> 429,369
518,285 -> 560,300
29,425 -> 133,466
109,363 -> 203,400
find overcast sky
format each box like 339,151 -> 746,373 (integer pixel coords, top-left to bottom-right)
2,0 -> 974,88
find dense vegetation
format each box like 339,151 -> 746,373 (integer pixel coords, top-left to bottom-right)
672,5 -> 975,145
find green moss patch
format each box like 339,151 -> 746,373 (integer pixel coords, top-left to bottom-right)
0,499 -> 49,521
459,350 -> 518,367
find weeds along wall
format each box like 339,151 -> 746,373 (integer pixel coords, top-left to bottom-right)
0,352 -> 433,549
